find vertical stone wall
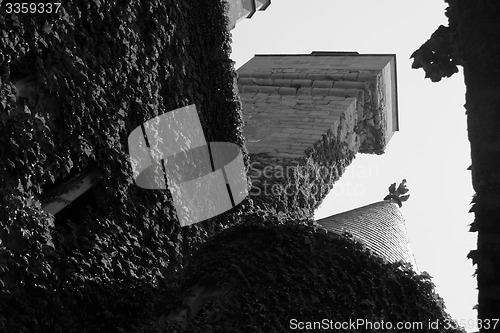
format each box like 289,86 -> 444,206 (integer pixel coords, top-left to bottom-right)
237,52 -> 398,219
315,200 -> 417,268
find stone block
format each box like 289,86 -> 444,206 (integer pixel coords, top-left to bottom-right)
237,71 -> 252,78
255,78 -> 274,86
312,80 -> 334,88
358,73 -> 377,82
241,85 -> 259,94
325,88 -> 346,97
297,87 -> 312,95
279,87 -> 297,96
325,73 -> 345,81
292,79 -> 313,87
259,86 -> 279,94
343,73 -> 359,81
306,73 -> 325,80
315,99 -> 329,105
324,95 -> 346,101
273,79 -> 293,86
283,73 -> 299,80
345,88 -> 362,96
327,101 -> 350,110
333,81 -> 364,89
311,88 -> 330,96
238,77 -> 255,85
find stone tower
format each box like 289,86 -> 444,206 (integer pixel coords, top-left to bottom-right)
237,52 -> 398,219
316,180 -> 417,268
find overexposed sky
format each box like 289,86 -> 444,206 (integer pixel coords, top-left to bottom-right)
230,0 -> 477,330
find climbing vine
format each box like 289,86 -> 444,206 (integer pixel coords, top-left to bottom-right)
411,0 -> 500,324
0,1 -> 247,331
175,221 -> 466,332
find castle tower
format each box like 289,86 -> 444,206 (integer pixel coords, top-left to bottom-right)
237,52 -> 398,219
316,180 -> 417,268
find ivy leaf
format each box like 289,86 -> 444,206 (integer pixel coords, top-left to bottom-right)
22,105 -> 31,114
11,14 -> 20,29
399,194 -> 410,202
42,22 -> 52,34
467,249 -> 479,265
411,25 -> 461,82
74,56 -> 85,67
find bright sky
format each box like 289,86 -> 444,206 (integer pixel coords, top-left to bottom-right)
230,0 -> 477,330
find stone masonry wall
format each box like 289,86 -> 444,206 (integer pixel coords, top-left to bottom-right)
237,53 -> 397,219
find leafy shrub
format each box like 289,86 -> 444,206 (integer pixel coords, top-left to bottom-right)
179,221 -> 465,333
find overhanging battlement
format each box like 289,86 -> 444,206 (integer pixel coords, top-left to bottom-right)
238,52 -> 398,155
237,52 -> 399,218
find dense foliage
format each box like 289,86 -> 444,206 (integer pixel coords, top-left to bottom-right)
248,127 -> 355,222
411,0 -> 500,326
176,222 -> 465,332
410,24 -> 461,82
0,1 -> 248,332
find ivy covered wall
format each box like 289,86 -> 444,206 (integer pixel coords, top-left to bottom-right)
0,1 -> 250,331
